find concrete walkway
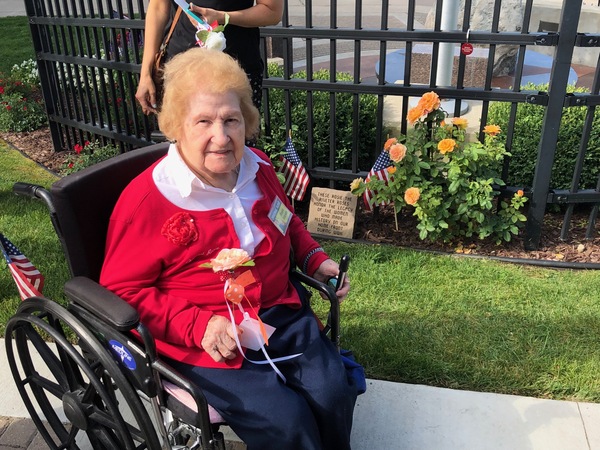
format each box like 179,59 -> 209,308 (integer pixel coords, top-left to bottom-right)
2,338 -> 600,449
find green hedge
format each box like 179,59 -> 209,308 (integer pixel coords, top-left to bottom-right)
259,63 -> 380,172
488,83 -> 600,190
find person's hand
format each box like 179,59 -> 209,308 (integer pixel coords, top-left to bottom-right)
201,315 -> 242,362
312,258 -> 350,302
188,4 -> 224,26
135,73 -> 158,115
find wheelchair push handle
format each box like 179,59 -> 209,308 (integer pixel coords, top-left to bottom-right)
13,182 -> 56,214
13,182 -> 44,198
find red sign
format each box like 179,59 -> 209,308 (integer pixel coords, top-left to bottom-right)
461,43 -> 474,56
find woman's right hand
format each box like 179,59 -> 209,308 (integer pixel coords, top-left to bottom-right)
135,0 -> 171,115
201,315 -> 242,362
135,73 -> 158,115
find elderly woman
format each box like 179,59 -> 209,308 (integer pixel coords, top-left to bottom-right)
100,47 -> 357,450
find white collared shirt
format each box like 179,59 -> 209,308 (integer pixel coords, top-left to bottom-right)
153,143 -> 268,255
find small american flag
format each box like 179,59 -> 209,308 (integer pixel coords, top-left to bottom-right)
278,136 -> 310,201
0,233 -> 44,300
363,149 -> 393,211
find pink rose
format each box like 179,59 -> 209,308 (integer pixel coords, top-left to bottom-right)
161,212 -> 198,246
209,248 -> 252,272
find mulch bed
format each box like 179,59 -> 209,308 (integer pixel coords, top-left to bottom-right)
347,205 -> 600,265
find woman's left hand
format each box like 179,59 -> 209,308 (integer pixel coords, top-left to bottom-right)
189,0 -> 283,29
313,258 -> 350,303
188,4 -> 224,26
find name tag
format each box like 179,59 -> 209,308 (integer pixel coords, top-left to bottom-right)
268,196 -> 292,235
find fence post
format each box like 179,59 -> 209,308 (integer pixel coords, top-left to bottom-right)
26,0 -> 64,152
524,0 -> 582,250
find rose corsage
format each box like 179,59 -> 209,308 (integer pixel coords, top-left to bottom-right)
200,249 -> 269,344
195,14 -> 229,51
173,0 -> 229,51
201,249 -> 302,382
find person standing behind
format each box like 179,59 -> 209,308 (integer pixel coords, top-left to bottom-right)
135,0 -> 283,115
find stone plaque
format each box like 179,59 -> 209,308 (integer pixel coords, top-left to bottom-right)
307,188 -> 357,239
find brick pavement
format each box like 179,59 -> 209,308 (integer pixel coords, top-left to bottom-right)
0,416 -> 46,450
0,416 -> 245,450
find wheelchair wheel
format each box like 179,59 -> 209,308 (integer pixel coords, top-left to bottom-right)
5,297 -> 163,450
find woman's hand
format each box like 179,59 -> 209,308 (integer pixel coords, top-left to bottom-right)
201,315 -> 241,362
135,0 -> 170,115
135,74 -> 158,115
188,0 -> 282,29
313,258 -> 350,303
188,5 -> 223,26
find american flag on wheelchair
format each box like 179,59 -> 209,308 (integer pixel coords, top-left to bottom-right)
0,232 -> 44,300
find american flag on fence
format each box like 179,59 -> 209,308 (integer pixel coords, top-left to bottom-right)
0,233 -> 44,300
363,149 -> 393,211
278,136 -> 310,201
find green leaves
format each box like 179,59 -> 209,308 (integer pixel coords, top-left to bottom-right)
488,82 -> 600,190
259,64 -> 379,171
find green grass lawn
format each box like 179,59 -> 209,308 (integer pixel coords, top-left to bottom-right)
0,16 -> 35,75
3,140 -> 600,403
0,143 -> 68,326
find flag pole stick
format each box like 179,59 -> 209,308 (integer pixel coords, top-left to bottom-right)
288,129 -> 295,208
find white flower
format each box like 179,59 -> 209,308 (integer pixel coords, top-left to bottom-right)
204,31 -> 226,51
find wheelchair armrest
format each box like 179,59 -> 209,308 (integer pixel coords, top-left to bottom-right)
64,276 -> 140,332
290,269 -> 340,350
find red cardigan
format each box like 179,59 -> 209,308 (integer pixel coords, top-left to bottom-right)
100,148 -> 329,368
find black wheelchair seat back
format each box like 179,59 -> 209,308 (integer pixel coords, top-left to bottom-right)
51,142 -> 169,281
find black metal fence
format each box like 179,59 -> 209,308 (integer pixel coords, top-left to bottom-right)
23,0 -> 600,249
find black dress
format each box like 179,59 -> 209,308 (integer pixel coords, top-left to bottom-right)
164,0 -> 264,109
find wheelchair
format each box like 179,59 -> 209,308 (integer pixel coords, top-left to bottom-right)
5,141 -> 344,450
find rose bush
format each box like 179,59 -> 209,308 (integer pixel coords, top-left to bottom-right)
351,92 -> 528,244
61,140 -> 120,175
0,60 -> 47,132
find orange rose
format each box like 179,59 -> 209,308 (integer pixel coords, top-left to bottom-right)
389,143 -> 407,162
407,105 -> 424,124
418,91 -> 441,114
452,117 -> 468,129
387,166 -> 397,175
438,138 -> 456,155
483,124 -> 501,136
208,248 -> 253,272
517,189 -> 524,197
404,187 -> 420,206
384,137 -> 398,151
